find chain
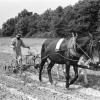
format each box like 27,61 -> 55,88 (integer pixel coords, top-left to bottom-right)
41,52 -> 78,62
39,42 -> 92,63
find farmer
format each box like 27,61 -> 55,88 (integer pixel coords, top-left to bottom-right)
11,34 -> 30,66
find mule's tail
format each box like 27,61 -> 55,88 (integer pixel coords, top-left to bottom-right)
39,43 -> 47,81
41,43 -> 47,60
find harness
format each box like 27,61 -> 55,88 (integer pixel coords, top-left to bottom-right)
55,38 -> 64,51
42,38 -> 96,62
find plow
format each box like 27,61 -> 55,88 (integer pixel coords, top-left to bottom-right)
3,48 -> 41,74
2,48 -> 68,82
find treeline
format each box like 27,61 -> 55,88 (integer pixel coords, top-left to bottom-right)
1,0 -> 100,37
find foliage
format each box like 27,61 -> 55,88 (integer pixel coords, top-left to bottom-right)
1,0 -> 100,37
0,29 -> 2,36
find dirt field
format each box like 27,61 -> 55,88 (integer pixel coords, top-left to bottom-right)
1,37 -> 100,100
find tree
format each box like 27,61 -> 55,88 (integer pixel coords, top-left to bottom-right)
1,0 -> 100,37
71,0 -> 100,36
0,29 -> 3,36
14,17 -> 29,36
18,9 -> 32,19
14,9 -> 33,36
26,13 -> 40,37
2,18 -> 15,36
53,6 -> 74,37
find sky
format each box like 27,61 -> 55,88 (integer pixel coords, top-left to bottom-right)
0,0 -> 80,28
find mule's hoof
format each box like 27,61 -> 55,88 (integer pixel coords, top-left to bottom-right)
39,77 -> 42,82
39,79 -> 42,82
53,81 -> 57,86
47,82 -> 55,88
13,69 -> 18,73
47,82 -> 51,85
47,81 -> 54,85
66,85 -> 69,89
64,86 -> 70,90
84,84 -> 89,88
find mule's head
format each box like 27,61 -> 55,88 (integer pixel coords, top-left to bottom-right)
89,39 -> 100,65
77,34 -> 100,68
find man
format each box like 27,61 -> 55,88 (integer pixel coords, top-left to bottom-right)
11,34 -> 30,66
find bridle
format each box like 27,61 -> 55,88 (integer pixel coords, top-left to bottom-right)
88,39 -> 98,58
76,38 -> 98,60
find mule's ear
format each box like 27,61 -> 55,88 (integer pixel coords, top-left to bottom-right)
75,33 -> 78,37
88,33 -> 93,38
72,32 -> 74,37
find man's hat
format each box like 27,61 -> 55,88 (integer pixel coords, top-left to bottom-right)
16,34 -> 22,37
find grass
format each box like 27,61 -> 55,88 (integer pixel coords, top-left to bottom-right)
0,37 -> 46,46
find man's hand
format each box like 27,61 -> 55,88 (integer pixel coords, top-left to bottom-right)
28,46 -> 30,49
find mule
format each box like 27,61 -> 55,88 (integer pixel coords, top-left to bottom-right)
39,34 -> 100,88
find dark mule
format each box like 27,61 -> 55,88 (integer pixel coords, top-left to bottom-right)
39,35 -> 100,88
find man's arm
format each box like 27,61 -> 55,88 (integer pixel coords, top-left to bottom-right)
21,40 -> 30,49
11,38 -> 16,49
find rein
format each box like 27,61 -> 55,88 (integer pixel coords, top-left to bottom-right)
41,52 -> 79,62
41,43 -> 92,62
40,38 -> 96,63
76,42 -> 91,59
76,39 -> 98,60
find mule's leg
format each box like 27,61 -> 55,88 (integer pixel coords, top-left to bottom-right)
57,64 -> 65,79
65,64 -> 70,88
83,69 -> 88,86
47,61 -> 55,84
43,59 -> 50,73
79,69 -> 88,86
62,64 -> 66,76
69,65 -> 78,85
56,64 -> 60,78
39,58 -> 47,82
